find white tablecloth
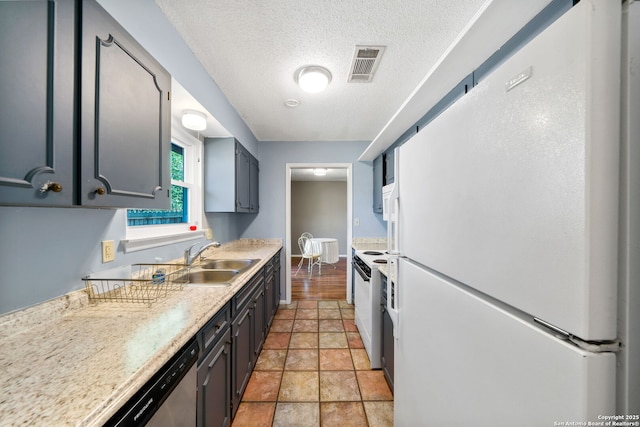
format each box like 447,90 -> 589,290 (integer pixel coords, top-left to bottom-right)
311,238 -> 339,264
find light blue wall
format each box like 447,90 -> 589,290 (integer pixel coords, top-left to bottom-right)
0,207 -> 203,315
0,2 -> 384,316
239,140 -> 386,250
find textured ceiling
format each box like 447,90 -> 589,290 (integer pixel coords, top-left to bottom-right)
155,0 -> 487,142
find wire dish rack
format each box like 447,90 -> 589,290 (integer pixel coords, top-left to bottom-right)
82,263 -> 189,306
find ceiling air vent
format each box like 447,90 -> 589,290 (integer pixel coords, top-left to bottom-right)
348,45 -> 386,83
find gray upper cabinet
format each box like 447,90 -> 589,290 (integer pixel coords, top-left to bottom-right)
235,143 -> 251,212
249,155 -> 259,213
0,0 -> 75,205
373,155 -> 383,213
0,0 -> 171,209
384,148 -> 395,185
80,0 -> 170,208
204,137 -> 259,213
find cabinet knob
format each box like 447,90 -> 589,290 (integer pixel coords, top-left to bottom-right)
39,181 -> 63,193
95,187 -> 106,195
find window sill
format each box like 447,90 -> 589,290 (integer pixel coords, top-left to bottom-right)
122,231 -> 205,253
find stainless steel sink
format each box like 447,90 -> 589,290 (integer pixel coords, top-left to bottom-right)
174,259 -> 258,286
198,259 -> 258,271
177,268 -> 239,286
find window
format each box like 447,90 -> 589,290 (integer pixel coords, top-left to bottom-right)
124,129 -> 203,250
127,144 -> 189,226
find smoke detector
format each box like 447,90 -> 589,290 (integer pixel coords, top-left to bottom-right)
348,45 -> 386,82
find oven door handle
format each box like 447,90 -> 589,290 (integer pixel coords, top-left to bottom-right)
352,262 -> 370,281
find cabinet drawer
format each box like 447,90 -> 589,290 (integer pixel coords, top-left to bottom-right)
265,256 -> 275,276
199,303 -> 230,356
232,272 -> 264,315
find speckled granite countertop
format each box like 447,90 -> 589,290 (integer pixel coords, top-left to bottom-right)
351,237 -> 387,251
0,239 -> 282,427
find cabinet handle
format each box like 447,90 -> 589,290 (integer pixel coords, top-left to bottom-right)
95,187 -> 106,195
39,181 -> 63,193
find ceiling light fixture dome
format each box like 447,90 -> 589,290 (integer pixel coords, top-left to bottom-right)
296,66 -> 332,93
181,110 -> 207,131
313,168 -> 327,176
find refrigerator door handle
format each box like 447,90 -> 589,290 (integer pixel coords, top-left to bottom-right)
386,146 -> 401,339
533,318 -> 621,353
387,255 -> 400,339
387,148 -> 400,255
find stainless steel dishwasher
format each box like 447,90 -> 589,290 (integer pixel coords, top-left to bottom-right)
106,339 -> 199,427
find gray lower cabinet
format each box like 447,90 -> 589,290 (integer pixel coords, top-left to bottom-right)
198,303 -> 232,427
0,0 -> 171,209
252,283 -> 266,359
231,271 -> 264,416
196,254 -> 281,423
204,138 -> 259,213
273,252 -> 281,311
264,250 -> 281,330
231,303 -> 252,417
198,329 -> 231,427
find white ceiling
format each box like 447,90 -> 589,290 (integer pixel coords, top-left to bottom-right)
155,0 -> 488,143
171,78 -> 232,137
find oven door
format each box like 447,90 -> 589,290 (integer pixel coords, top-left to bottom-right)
353,261 -> 372,363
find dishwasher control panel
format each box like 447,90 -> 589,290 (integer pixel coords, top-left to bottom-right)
106,339 -> 200,427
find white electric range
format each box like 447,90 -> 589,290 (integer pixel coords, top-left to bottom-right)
353,249 -> 389,369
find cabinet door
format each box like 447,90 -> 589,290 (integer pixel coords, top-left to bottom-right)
231,304 -> 252,416
273,255 -> 281,311
0,0 -> 74,205
80,0 -> 171,208
198,329 -> 231,427
252,284 -> 266,359
235,143 -> 251,212
381,306 -> 394,391
249,155 -> 259,212
372,155 -> 383,212
384,148 -> 395,185
264,270 -> 275,330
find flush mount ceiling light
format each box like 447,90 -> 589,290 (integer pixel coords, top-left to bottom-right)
296,66 -> 332,93
313,168 -> 327,176
181,110 -> 207,131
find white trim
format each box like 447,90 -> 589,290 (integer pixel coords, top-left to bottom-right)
125,128 -> 204,243
285,163 -> 353,305
122,231 -> 205,253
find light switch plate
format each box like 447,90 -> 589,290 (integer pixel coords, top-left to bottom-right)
102,240 -> 115,263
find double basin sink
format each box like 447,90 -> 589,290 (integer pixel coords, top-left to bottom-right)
179,259 -> 259,286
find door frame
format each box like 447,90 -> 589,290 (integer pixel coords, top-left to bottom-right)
285,163 -> 353,304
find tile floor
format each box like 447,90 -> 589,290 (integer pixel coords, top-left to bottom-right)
231,300 -> 394,427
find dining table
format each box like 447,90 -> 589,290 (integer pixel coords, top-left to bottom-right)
310,237 -> 339,264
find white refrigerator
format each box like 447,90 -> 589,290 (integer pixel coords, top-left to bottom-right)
386,1 -> 631,425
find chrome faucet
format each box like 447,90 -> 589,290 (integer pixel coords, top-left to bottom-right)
184,241 -> 221,266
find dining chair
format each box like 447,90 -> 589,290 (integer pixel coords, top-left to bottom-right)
295,235 -> 322,278
301,232 -> 313,239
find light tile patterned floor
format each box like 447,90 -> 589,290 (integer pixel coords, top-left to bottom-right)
231,300 -> 394,427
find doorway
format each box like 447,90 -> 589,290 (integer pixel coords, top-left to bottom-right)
285,163 -> 353,304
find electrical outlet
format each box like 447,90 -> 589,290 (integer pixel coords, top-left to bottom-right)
102,240 -> 115,263
354,218 -> 360,226
205,228 -> 213,240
